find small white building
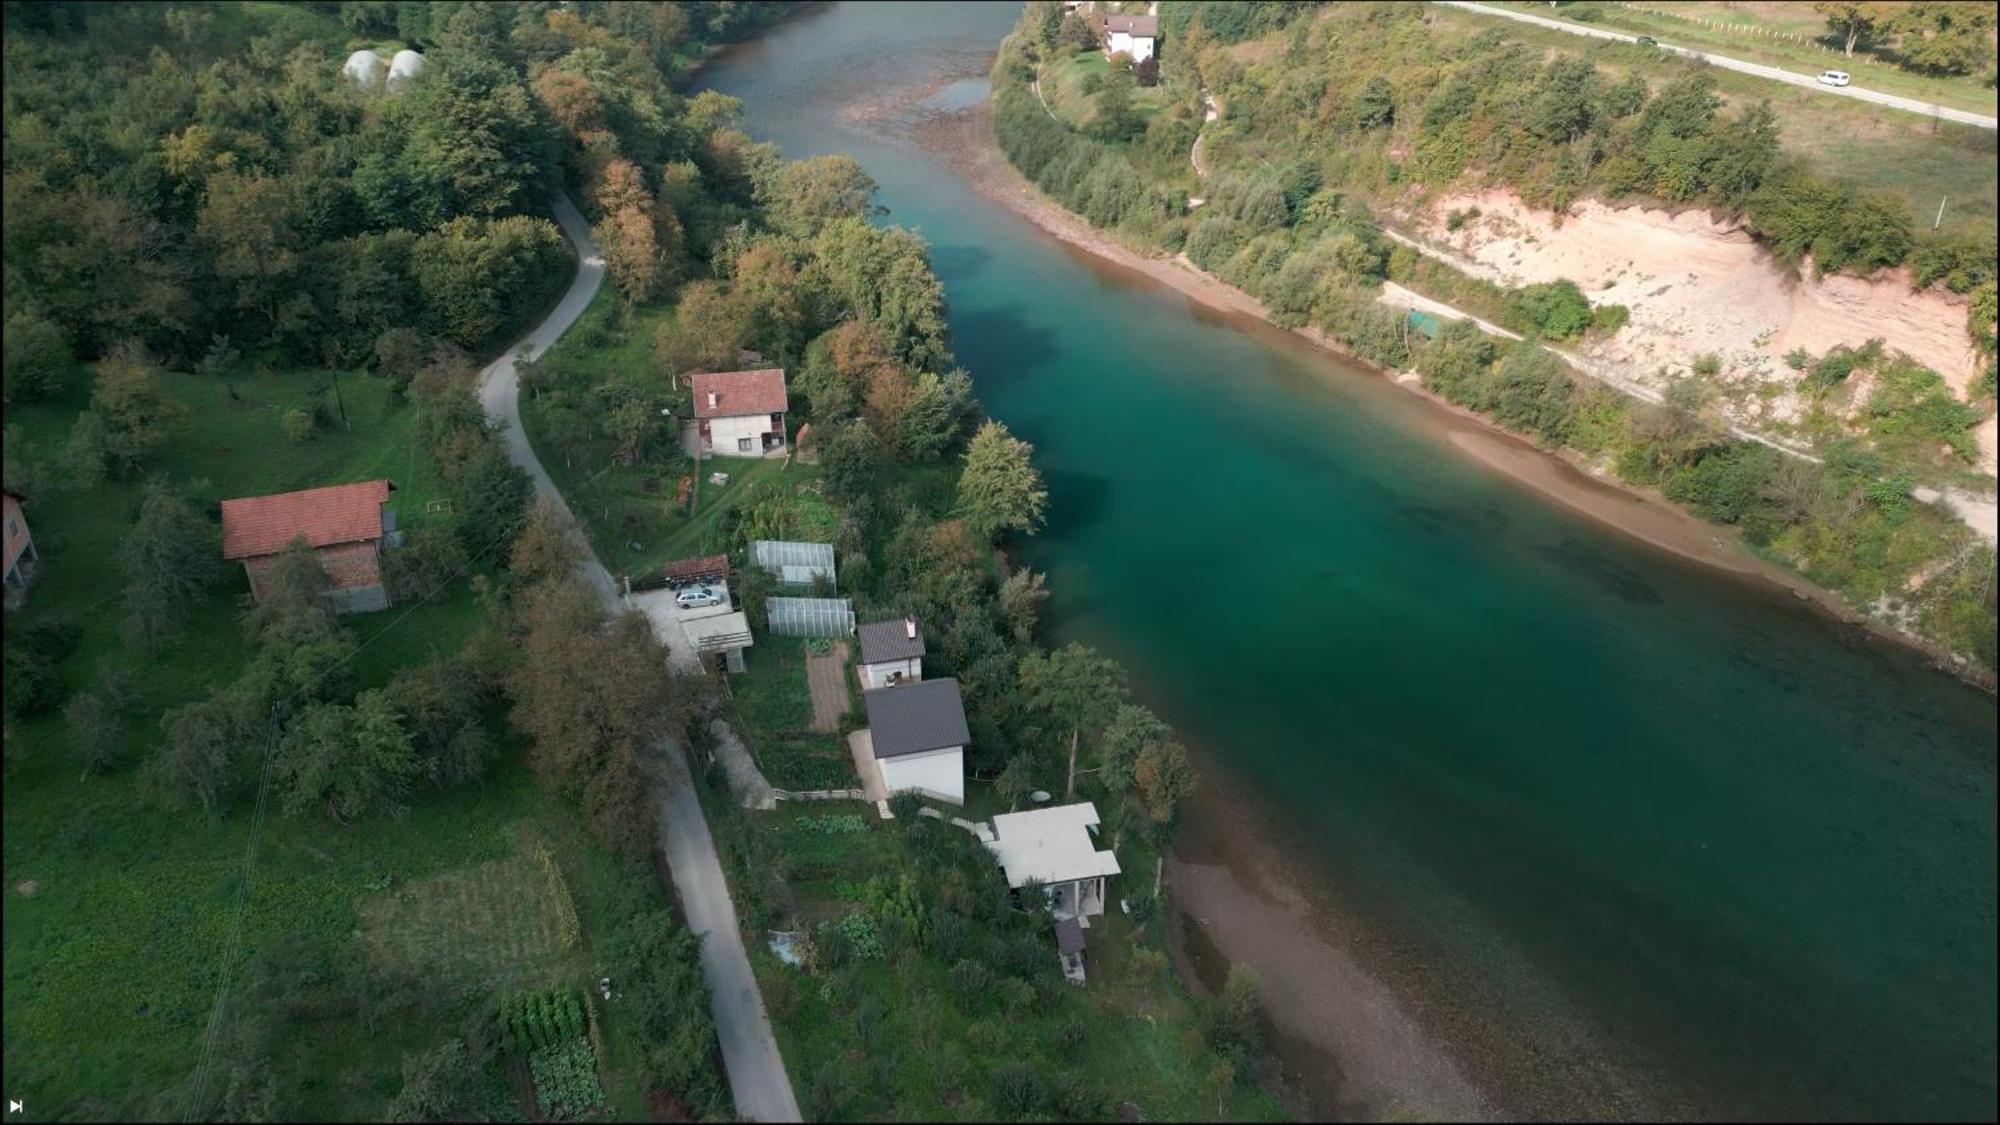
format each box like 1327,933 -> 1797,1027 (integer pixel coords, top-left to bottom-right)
855,617 -> 925,690
986,802 -> 1121,926
682,606 -> 754,674
1103,14 -> 1158,63
861,677 -> 969,805
685,368 -> 789,458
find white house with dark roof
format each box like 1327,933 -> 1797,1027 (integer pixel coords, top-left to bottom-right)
985,801 -> 1121,926
1104,13 -> 1158,63
860,677 -> 968,805
856,617 -> 925,690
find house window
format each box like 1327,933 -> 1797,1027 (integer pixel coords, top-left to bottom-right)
737,437 -> 753,452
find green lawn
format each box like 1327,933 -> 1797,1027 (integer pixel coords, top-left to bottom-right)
1,361 -> 688,1119
519,288 -> 836,578
1041,49 -> 1175,137
1492,0 -> 1998,116
735,803 -> 1285,1122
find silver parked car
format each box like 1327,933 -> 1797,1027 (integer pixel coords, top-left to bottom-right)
676,587 -> 724,609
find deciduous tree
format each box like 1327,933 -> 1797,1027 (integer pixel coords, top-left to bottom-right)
957,421 -> 1047,541
122,478 -> 223,649
275,689 -> 419,821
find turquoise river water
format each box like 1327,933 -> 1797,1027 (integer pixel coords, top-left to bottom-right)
699,4 -> 1997,1119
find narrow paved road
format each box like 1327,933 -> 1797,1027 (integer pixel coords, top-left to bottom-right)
478,197 -> 802,1123
1434,1 -> 1998,130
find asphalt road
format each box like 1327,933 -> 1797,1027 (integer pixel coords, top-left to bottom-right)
478,197 -> 803,1123
1434,1 -> 1998,130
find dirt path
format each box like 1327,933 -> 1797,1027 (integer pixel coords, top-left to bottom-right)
804,641 -> 850,732
478,196 -> 800,1123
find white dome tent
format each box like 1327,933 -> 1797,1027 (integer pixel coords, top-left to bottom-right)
341,49 -> 385,90
386,49 -> 425,92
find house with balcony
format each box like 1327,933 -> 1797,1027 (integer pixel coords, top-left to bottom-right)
684,368 -> 789,458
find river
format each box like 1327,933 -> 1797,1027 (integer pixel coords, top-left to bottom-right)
696,4 -> 1998,1120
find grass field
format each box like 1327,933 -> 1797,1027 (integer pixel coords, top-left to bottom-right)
1,359 -> 696,1119
730,801 -> 1286,1122
1491,0 -> 1998,116
1423,5 -> 2000,233
1041,49 -> 1176,137
519,289 -> 838,579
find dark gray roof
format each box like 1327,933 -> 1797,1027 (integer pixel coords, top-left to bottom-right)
863,677 -> 969,758
1054,916 -> 1086,956
857,618 -> 925,664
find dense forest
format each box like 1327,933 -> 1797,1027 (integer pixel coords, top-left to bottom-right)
996,0 -> 1997,673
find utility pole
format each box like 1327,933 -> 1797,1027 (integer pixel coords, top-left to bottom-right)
1934,195 -> 1948,232
330,368 -> 351,431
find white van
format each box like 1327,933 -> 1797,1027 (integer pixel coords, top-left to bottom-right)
1818,70 -> 1851,87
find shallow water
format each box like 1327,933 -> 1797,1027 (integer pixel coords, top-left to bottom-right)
699,4 -> 1998,1119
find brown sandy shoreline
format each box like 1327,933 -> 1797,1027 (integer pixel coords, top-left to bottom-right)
904,94 -> 1995,1123
910,101 -> 1994,697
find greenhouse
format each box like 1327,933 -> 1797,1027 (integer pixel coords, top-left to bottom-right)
767,597 -> 854,638
751,540 -> 836,588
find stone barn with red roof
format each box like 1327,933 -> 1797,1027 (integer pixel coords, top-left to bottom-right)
220,479 -> 397,614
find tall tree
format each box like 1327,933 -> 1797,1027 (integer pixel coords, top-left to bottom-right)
1017,643 -> 1125,800
956,421 -> 1048,542
275,689 -> 419,821
122,478 -> 223,649
509,575 -> 678,860
759,154 -> 880,238
91,341 -> 187,475
1814,1 -> 1892,58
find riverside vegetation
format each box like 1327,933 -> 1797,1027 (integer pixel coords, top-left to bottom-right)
516,70 -> 1287,1120
1,2 -> 809,1119
996,0 -> 1997,673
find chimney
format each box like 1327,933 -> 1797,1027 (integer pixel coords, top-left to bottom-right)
707,391 -> 719,409
904,617 -> 917,640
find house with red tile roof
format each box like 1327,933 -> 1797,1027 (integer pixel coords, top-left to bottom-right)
683,368 -> 789,458
220,479 -> 397,613
4,488 -> 39,604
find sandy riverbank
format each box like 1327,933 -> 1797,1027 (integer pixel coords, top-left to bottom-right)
909,100 -> 1993,695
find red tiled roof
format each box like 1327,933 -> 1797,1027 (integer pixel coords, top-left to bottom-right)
663,554 -> 729,581
691,368 -> 788,419
221,480 -> 393,560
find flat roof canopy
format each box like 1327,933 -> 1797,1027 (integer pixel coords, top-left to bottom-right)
985,802 -> 1121,889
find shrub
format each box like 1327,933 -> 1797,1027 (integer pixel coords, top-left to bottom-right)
1444,206 -> 1480,232
281,408 -> 315,443
1690,353 -> 1723,378
1784,347 -> 1812,371
832,911 -> 885,961
1506,280 -> 1595,340
1590,303 -> 1630,335
991,1062 -> 1047,1116
1806,347 -> 1860,389
384,526 -> 469,601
